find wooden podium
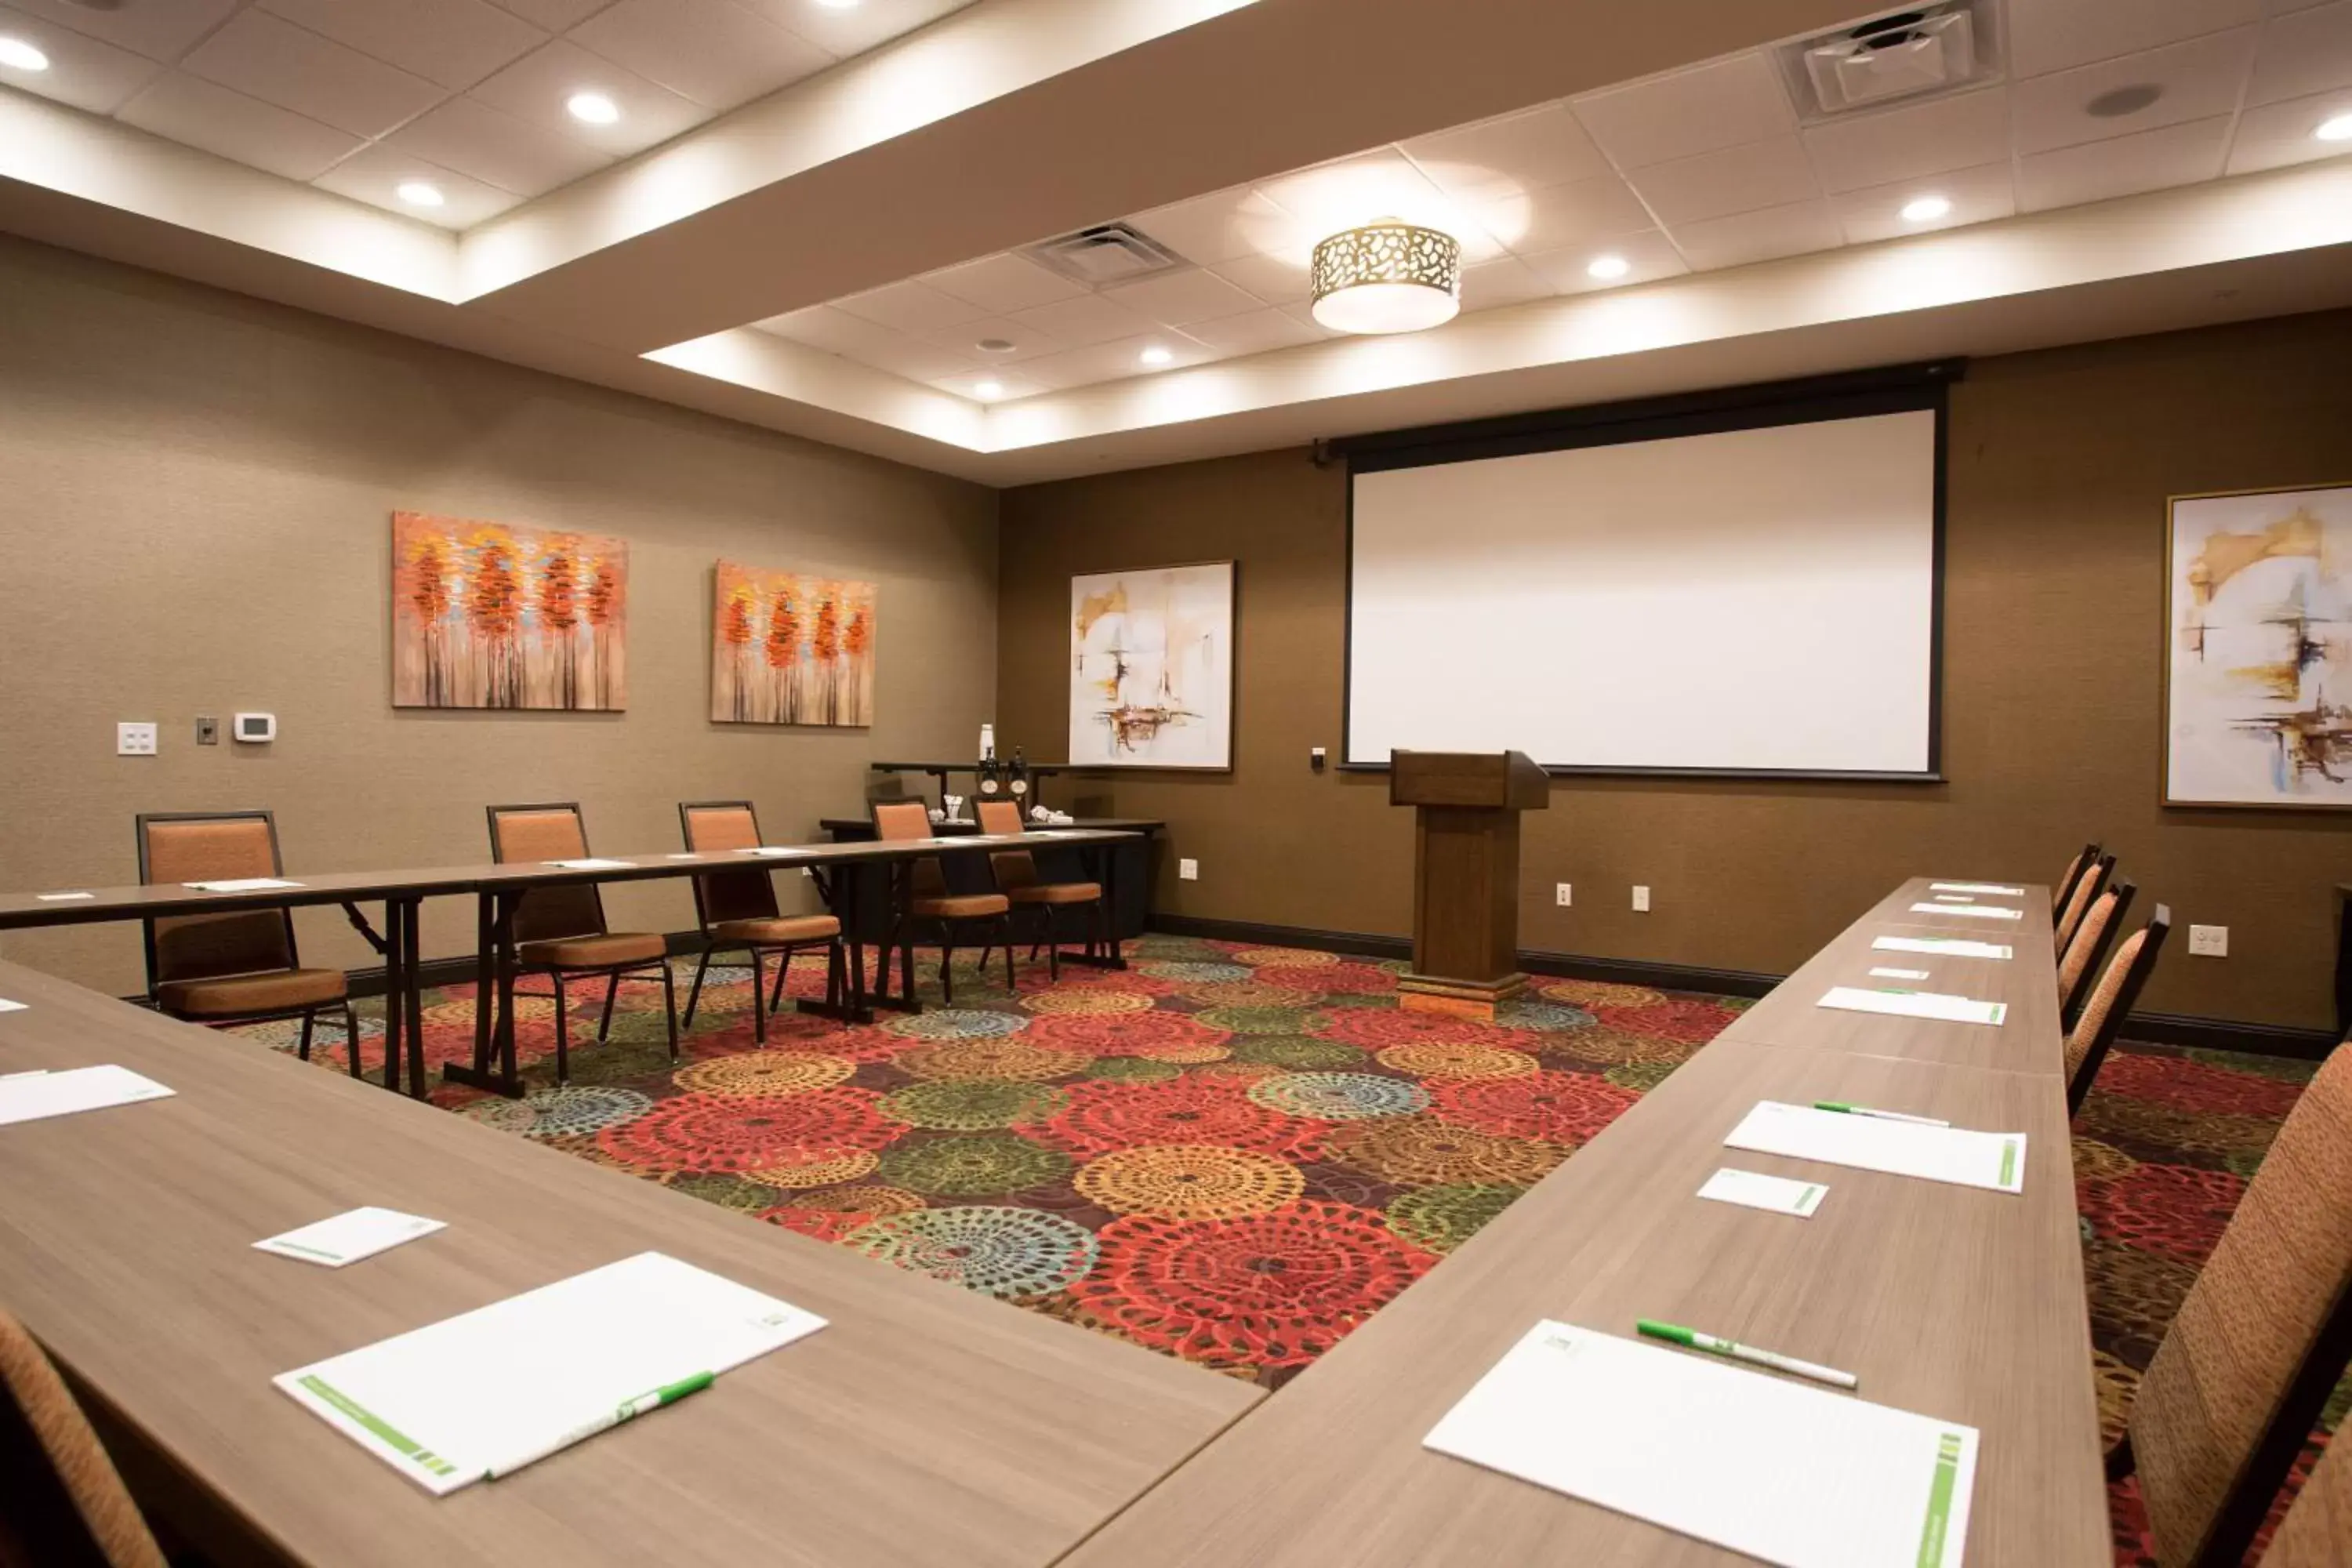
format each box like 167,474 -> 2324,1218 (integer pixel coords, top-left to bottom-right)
1390,750 -> 1548,1018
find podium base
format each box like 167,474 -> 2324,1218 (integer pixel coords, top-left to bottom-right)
1396,971 -> 1530,1022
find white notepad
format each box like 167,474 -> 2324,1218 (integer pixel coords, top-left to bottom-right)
1874,935 -> 2011,960
1931,894 -> 1975,903
739,847 -> 807,858
277,1252 -> 825,1494
256,1208 -> 445,1268
0,1065 -> 173,1127
34,891 -> 93,902
1867,967 -> 1929,981
1426,1321 -> 1978,1568
543,858 -> 634,871
1929,882 -> 2024,896
1818,986 -> 2005,1026
1697,1168 -> 1826,1218
1726,1102 -> 2025,1193
1907,902 -> 2020,921
183,877 -> 302,893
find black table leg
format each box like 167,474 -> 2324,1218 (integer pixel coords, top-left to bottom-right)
401,897 -> 426,1098
866,862 -> 921,1014
1062,843 -> 1129,971
444,891 -> 525,1098
381,898 -> 405,1097
795,869 -> 872,1025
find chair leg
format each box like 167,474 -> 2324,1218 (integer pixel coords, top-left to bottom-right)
343,1004 -> 364,1080
1047,906 -> 1062,982
998,915 -> 1018,991
659,959 -> 680,1062
597,970 -> 621,1043
683,947 -> 712,1029
771,949 -> 792,1014
826,938 -> 844,1011
552,973 -> 572,1086
939,924 -> 956,1007
297,1010 -> 314,1062
900,915 -> 919,1004
747,949 -> 768,1044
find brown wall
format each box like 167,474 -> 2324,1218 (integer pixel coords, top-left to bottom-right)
0,236 -> 999,994
1000,310 -> 2352,1033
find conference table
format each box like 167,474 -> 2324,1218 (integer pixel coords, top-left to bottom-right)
0,959 -> 1259,1568
1057,875 -> 2105,1567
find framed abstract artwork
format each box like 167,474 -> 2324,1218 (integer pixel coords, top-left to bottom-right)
1069,561 -> 1235,769
2165,482 -> 2352,808
392,513 -> 626,710
712,561 -> 876,727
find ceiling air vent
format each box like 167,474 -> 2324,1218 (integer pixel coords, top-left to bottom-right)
1780,0 -> 1998,118
1020,223 -> 1184,288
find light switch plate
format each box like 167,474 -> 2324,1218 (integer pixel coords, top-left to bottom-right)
1632,884 -> 1651,912
117,722 -> 158,756
1555,882 -> 1573,906
1178,858 -> 1200,881
195,716 -> 219,746
2188,924 -> 2228,957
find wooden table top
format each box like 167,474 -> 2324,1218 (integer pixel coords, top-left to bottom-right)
0,960 -> 1256,1568
1057,879 -> 2103,1568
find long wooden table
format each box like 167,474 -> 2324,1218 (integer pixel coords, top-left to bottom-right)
0,959 -> 1258,1568
1054,876 -> 2105,1566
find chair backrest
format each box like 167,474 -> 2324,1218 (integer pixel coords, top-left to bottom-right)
975,800 -> 1041,891
2059,879 -> 2135,1026
486,804 -> 608,945
2054,841 -> 2100,913
872,800 -> 949,898
0,1310 -> 168,1568
679,801 -> 780,928
2064,904 -> 2169,1115
2132,1044 -> 2352,1568
2262,1411 -> 2352,1566
134,811 -> 298,992
2056,852 -> 2115,955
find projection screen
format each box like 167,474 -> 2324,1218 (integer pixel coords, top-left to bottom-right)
1345,406 -> 1941,776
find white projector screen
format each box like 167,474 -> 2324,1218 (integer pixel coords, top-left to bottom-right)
1346,408 -> 1940,775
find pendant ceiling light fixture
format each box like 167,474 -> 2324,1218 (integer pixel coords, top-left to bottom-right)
1309,218 -> 1461,334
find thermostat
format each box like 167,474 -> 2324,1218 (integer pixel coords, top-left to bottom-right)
232,713 -> 277,743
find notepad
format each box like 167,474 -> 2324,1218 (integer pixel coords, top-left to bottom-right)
1819,986 -> 2005,1026
1867,967 -> 1929,981
0,1065 -> 173,1127
543,858 -> 633,871
256,1208 -> 445,1268
739,847 -> 807,858
277,1252 -> 825,1494
183,877 -> 303,893
1874,935 -> 2011,960
1726,1101 -> 2025,1193
1426,1321 -> 1977,1568
661,852 -> 704,860
1929,882 -> 2024,896
1697,1167 -> 1826,1218
1907,902 -> 2020,921
34,891 -> 93,902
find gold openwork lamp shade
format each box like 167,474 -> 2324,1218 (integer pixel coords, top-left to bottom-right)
1308,220 -> 1463,334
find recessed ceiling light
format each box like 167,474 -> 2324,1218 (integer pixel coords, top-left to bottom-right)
566,91 -> 619,125
0,37 -> 51,71
814,0 -> 861,8
1585,253 -> 1630,280
972,379 -> 1004,400
2085,82 -> 2161,119
396,180 -> 446,208
1900,194 -> 1951,223
975,337 -> 1015,354
1138,345 -> 1173,367
2318,113 -> 2352,143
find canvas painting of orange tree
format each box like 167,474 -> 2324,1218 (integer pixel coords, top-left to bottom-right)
393,513 -> 627,710
712,561 -> 874,726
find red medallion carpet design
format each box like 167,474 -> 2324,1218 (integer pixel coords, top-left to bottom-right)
237,933 -> 2342,1562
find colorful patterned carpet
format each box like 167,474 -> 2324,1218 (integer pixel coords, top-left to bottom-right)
236,932 -> 2340,1564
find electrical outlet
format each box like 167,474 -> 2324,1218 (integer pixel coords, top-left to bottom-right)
2188,924 -> 2228,957
1178,858 -> 1200,881
195,716 -> 219,746
1555,882 -> 1573,907
116,722 -> 158,757
1632,884 -> 1651,913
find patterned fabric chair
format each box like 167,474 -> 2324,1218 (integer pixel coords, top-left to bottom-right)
2053,841 -> 2100,915
134,811 -> 359,1077
2055,851 -> 2116,956
2263,1416 -> 2352,1565
872,800 -> 1012,1007
486,804 -> 677,1083
2057,878 -> 2135,1031
2109,1044 -> 2352,1567
975,800 -> 1103,982
677,800 -> 844,1041
0,1308 -> 168,1568
2063,905 -> 2168,1116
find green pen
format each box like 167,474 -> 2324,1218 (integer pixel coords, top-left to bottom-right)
484,1371 -> 715,1479
1813,1101 -> 1950,1127
1636,1319 -> 1857,1390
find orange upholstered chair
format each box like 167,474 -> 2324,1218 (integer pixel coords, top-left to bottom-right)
872,800 -> 1012,1006
677,800 -> 844,1040
2263,1418 -> 2352,1565
2055,851 -> 2116,956
486,803 -> 676,1083
975,799 -> 1103,981
2108,1044 -> 2352,1567
0,1308 -> 168,1568
2063,904 -> 2167,1116
2053,841 -> 2100,914
2057,877 -> 2135,1030
134,811 -> 359,1077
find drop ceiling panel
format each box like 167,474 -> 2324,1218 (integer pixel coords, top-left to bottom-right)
380,94 -> 610,194
468,37 -> 702,155
920,252 -> 1086,314
1207,251 -> 1312,304
1832,160 -> 2015,244
1014,330 -> 1216,391
1010,291 -> 1160,349
1801,86 -> 2012,194
919,314 -> 1060,363
5,0 -> 243,63
117,70 -> 362,182
2011,28 -> 2258,154
1626,135 -> 1821,226
2016,114 -> 2232,209
731,0 -> 975,60
2007,0 -> 2264,78
492,0 -> 618,29
1471,171 -> 1652,258
1671,197 -> 1842,270
833,278 -> 991,334
1126,186 -> 1304,267
0,6 -> 160,114
930,368 -> 1048,402
1180,306 -> 1325,355
259,0 -> 546,91
182,9 -> 444,140
2228,89 -> 2352,172
566,0 -> 830,111
1457,253 -> 1553,311
2250,1 -> 2352,106
1401,102 -> 1611,201
1099,266 -> 1265,326
1570,50 -> 1795,169
1518,227 -> 1687,292
314,143 -> 524,226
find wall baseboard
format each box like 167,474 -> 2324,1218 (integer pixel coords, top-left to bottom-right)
1146,914 -> 2336,1061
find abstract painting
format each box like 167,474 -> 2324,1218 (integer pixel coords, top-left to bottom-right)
712,561 -> 875,727
393,513 -> 626,710
1069,561 -> 1233,768
2165,483 -> 2352,808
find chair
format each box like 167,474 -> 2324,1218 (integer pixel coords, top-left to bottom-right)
485,804 -> 677,1084
2262,1418 -> 2352,1565
2053,841 -> 2100,915
2056,851 -> 2116,956
677,801 -> 845,1041
133,811 -> 360,1079
2057,877 -> 2136,1029
975,800 -> 1104,982
2107,1043 -> 2352,1567
0,1309 -> 168,1568
872,800 -> 1013,1007
2064,904 -> 2169,1116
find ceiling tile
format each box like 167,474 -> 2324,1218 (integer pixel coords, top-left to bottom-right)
116,71 -> 364,182
1128,186 -> 1305,267
735,0 -> 972,60
1668,198 -> 1841,270
467,36 -> 706,156
1457,255 -> 1555,313
2,0 -> 241,63
1518,229 -> 1688,294
2015,114 -> 2230,209
2013,28 -> 2258,154
1802,86 -> 2010,194
1571,51 -> 1795,169
379,94 -> 608,194
1100,267 -> 1264,327
1627,136 -> 1820,227
1207,251 -> 1312,305
1275,302 -> 1348,340
181,9 -> 444,140
2008,0 -> 2263,78
753,303 -> 902,353
1831,161 -> 2015,245
1254,149 -> 1488,243
1014,332 -> 1218,393
2249,0 -> 2352,105
920,252 -> 1084,314
844,336 -> 978,385
490,0 -> 616,27
0,5 -> 160,114
568,0 -> 829,111
833,278 -> 989,334
919,314 -> 1062,364
1403,102 -> 1610,203
934,368 -> 1050,404
1470,172 -> 1650,259
1010,292 -> 1160,349
313,143 -> 524,227
1180,307 -> 1324,356
260,0 -> 545,91
2226,87 -> 2352,172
